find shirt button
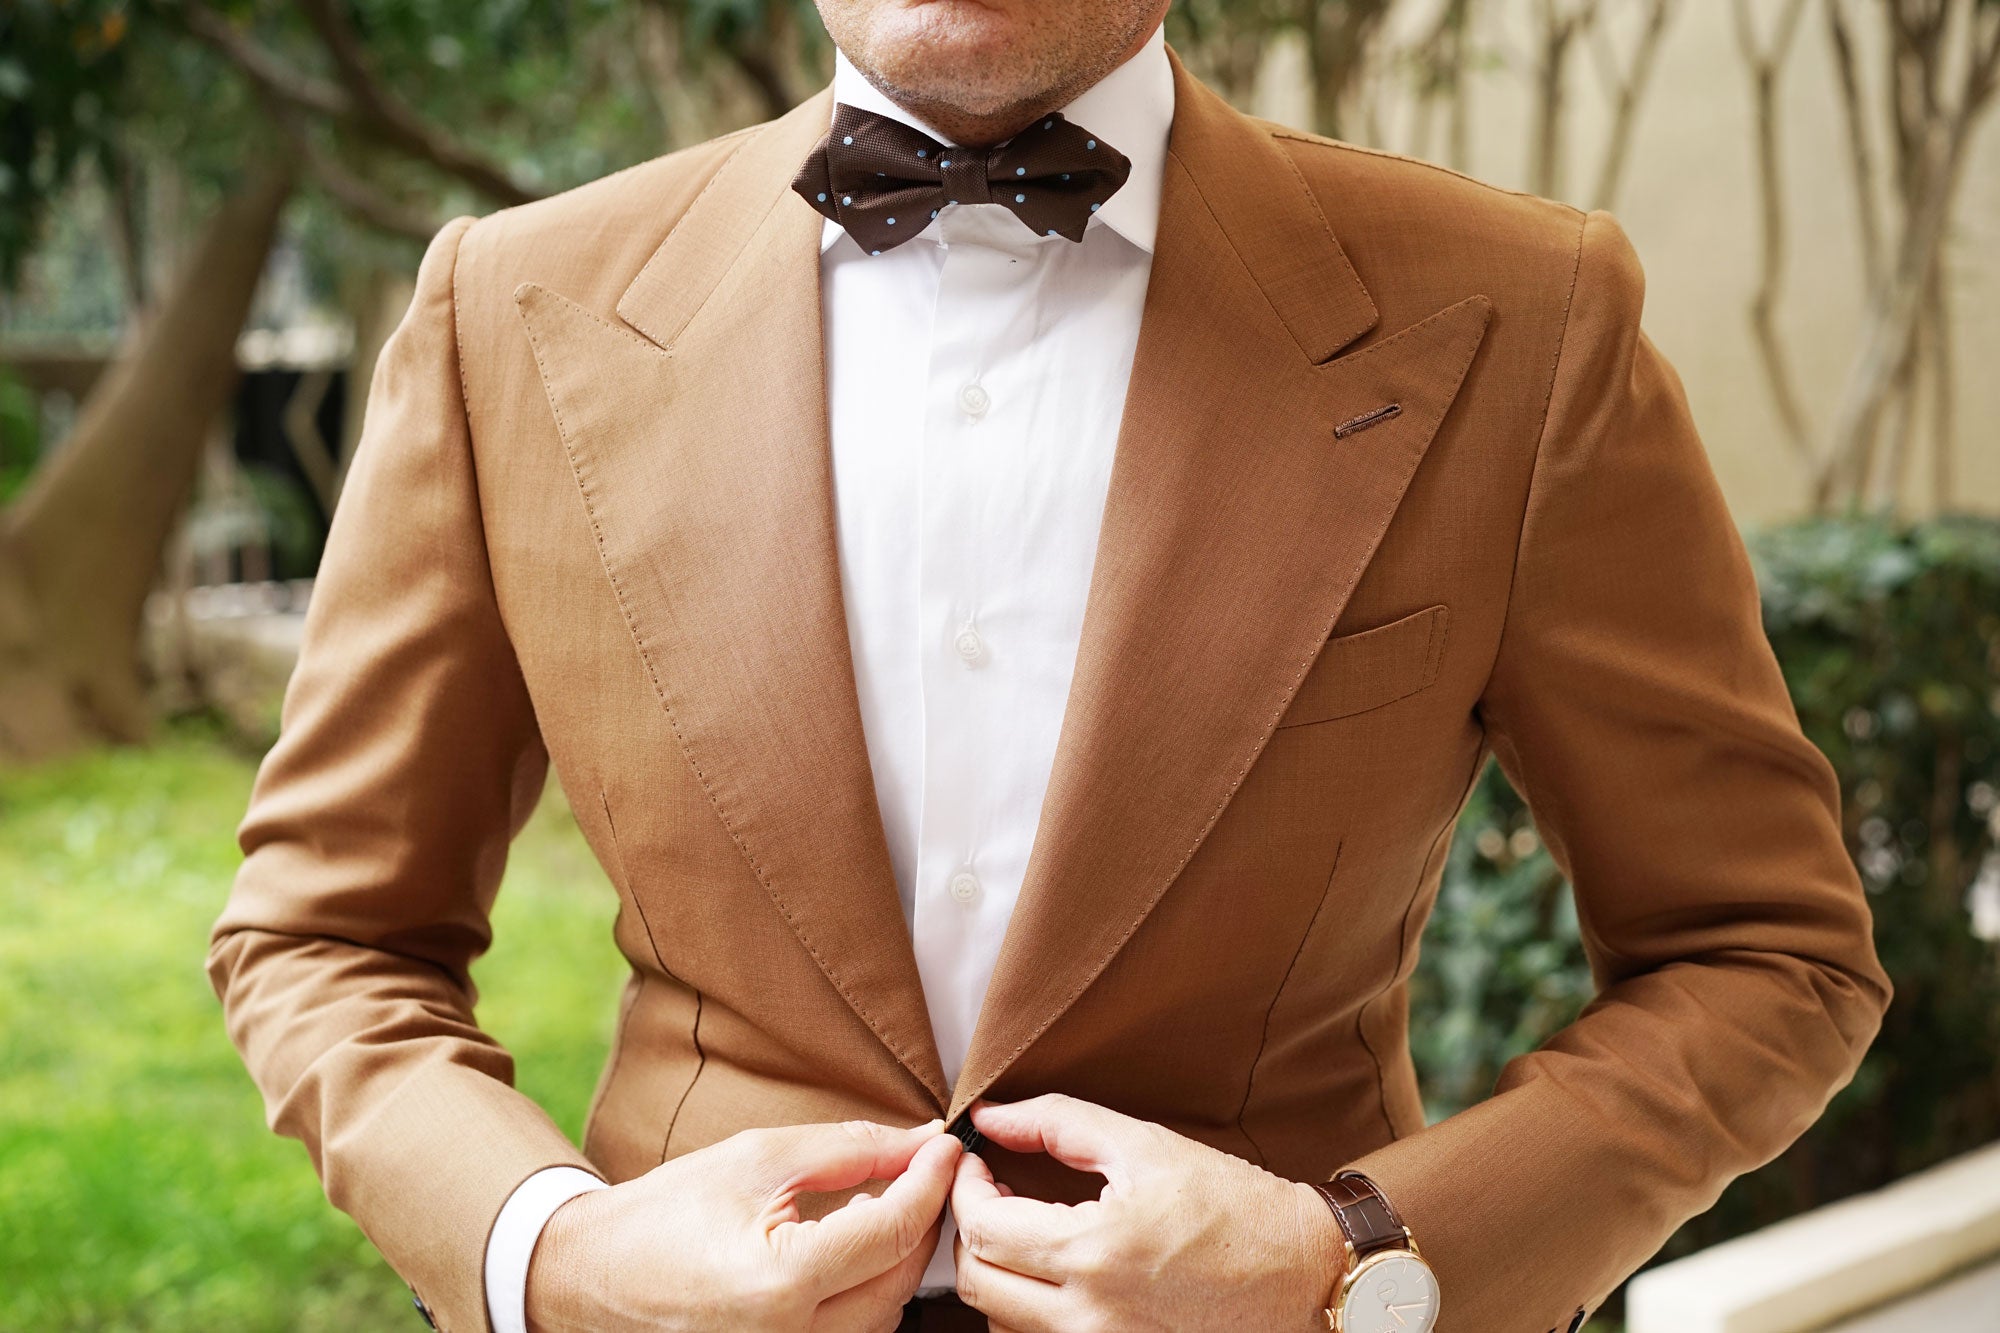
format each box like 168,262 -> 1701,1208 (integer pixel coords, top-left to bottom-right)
948,870 -> 981,903
953,626 -> 984,665
957,383 -> 990,417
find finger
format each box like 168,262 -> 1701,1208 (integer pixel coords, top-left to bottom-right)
954,1232 -> 1067,1333
809,1216 -> 942,1333
950,1151 -> 1088,1281
741,1118 -> 947,1200
785,1130 -> 960,1297
969,1095 -> 1155,1186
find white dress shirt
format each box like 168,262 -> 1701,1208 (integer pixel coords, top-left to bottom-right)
484,22 -> 1174,1328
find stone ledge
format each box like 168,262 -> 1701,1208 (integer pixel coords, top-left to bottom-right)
1626,1140 -> 2000,1333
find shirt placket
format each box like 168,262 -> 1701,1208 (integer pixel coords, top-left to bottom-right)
911,212 -> 1043,1089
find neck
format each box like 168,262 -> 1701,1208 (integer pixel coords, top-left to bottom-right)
863,18 -> 1162,148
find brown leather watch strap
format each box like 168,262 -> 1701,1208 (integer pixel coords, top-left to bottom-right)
1310,1170 -> 1410,1261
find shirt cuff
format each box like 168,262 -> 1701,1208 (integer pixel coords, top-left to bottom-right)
485,1165 -> 609,1333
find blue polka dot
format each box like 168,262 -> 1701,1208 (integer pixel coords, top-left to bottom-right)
949,199 -> 958,205
1090,202 -> 1100,211
930,209 -> 939,218
1086,139 -> 1096,149
1044,119 -> 1053,129
940,159 -> 952,168
887,217 -> 896,225
843,134 -> 853,145
917,148 -> 928,158
842,195 -> 852,205
1047,228 -> 1058,236
871,249 -> 881,255
876,171 -> 885,176
1015,193 -> 1026,203
1016,166 -> 1026,176
817,192 -> 826,202
1061,173 -> 1070,181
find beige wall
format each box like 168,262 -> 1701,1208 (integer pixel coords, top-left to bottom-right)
1250,2 -> 2000,524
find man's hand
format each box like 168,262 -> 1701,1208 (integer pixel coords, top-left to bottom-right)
526,1119 -> 961,1332
951,1095 -> 1343,1332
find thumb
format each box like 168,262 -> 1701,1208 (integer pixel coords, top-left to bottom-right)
968,1094 -> 1156,1187
785,1130 -> 961,1297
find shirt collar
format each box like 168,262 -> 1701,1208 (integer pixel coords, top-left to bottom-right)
818,20 -> 1172,256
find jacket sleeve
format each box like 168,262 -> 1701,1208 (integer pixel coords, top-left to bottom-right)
206,214 -> 597,1333
1341,208 -> 1893,1333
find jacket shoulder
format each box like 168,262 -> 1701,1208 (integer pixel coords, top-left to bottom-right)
1258,119 -> 1590,321
452,121 -> 765,309
1261,119 -> 1585,238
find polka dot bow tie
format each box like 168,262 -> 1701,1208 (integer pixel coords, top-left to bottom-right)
791,101 -> 1132,255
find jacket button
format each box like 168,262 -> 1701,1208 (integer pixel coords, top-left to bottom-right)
947,1110 -> 986,1155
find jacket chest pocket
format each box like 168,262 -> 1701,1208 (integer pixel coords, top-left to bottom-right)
1275,603 -> 1449,729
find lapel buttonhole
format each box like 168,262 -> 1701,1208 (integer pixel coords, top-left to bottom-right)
1333,402 -> 1402,440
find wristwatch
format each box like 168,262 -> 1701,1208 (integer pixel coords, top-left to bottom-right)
1310,1170 -> 1440,1333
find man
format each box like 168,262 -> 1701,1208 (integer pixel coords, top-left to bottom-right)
207,0 -> 1893,1329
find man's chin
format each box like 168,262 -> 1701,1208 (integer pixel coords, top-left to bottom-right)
858,5 -> 1045,113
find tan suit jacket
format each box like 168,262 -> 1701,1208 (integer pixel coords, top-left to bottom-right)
208,43 -> 1891,1333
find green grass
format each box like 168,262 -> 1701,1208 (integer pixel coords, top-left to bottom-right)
0,726 -> 1636,1330
0,723 -> 625,1329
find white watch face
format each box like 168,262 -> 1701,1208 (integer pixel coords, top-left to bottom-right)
1339,1252 -> 1440,1333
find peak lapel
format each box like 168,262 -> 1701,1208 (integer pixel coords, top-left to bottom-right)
950,49 -> 1493,1115
517,83 -> 951,1110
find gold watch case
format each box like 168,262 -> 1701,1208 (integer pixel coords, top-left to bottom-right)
1322,1228 -> 1440,1333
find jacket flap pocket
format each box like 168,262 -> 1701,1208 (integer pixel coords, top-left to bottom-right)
1276,603 -> 1449,729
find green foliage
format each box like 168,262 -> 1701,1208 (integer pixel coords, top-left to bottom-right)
288,0 -> 662,194
1407,764 -> 1592,1120
1,514 -> 1991,1324
3,0 -> 672,321
1699,514 -> 2000,1228
240,463 -> 324,577
0,1 -> 137,285
1410,511 -> 2000,1272
0,721 -> 625,1326
183,464 -> 323,581
0,364 -> 37,501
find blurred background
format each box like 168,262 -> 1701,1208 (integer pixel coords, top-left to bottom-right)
1,1 -> 1996,1329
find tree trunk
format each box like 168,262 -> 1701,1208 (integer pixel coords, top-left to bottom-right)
1527,0 -> 1597,201
1306,0 -> 1393,141
1738,0 -> 1816,475
1818,111 -> 1974,510
0,160 -> 296,762
1588,0 -> 1675,212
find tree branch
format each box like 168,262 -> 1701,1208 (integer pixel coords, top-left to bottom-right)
243,77 -> 444,242
1586,0 -> 1675,210
292,0 -> 539,206
178,0 -> 350,119
1824,0 -> 1883,294
1732,0 -> 1819,484
292,133 -> 445,242
175,0 -> 540,206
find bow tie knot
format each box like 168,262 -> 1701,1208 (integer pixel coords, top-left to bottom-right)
792,101 -> 1131,255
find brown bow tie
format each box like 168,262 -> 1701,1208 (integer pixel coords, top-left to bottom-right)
792,101 -> 1132,255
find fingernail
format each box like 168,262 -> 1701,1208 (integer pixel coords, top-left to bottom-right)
918,1117 -> 946,1133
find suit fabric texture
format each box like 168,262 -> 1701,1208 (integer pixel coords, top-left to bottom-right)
208,42 -> 1892,1333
